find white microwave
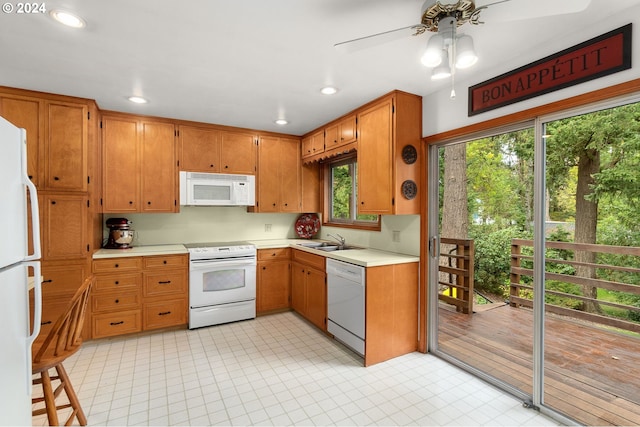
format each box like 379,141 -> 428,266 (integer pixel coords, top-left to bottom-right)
179,171 -> 256,206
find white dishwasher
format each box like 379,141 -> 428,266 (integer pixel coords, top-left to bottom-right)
326,258 -> 365,356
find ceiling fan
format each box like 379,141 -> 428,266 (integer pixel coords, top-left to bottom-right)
334,0 -> 591,97
334,0 -> 593,53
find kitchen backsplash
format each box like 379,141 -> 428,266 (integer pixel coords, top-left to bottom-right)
103,208 -> 420,256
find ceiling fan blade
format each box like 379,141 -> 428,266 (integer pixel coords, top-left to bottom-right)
475,0 -> 591,23
334,24 -> 425,53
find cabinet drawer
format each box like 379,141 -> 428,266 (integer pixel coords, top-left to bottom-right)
143,299 -> 187,330
92,291 -> 141,313
93,257 -> 142,273
143,254 -> 188,269
292,249 -> 325,271
258,248 -> 291,261
94,272 -> 142,292
92,310 -> 141,338
144,271 -> 187,297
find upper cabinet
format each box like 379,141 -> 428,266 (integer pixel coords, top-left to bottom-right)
301,129 -> 324,159
324,114 -> 356,150
102,113 -> 178,213
179,125 -> 257,174
357,91 -> 422,215
0,91 -> 96,192
254,136 -> 301,213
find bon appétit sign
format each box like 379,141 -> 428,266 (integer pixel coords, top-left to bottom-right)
468,24 -> 632,116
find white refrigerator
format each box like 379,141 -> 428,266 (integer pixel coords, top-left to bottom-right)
0,116 -> 42,425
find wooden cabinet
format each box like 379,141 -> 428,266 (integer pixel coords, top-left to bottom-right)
102,114 -> 178,213
179,125 -> 257,174
291,249 -> 326,331
357,91 -> 422,215
301,129 -> 324,159
365,262 -> 419,366
325,114 -> 356,150
91,254 -> 188,339
40,193 -> 89,260
255,136 -> 301,212
301,162 -> 321,213
257,248 -> 291,313
0,93 -> 42,185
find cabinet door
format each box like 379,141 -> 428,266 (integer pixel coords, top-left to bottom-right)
357,98 -> 394,214
220,131 -> 256,174
338,115 -> 357,146
41,261 -> 87,298
140,121 -> 177,212
279,137 -> 301,212
179,125 -> 220,172
257,260 -> 291,312
257,136 -> 280,212
41,194 -> 89,259
325,124 -> 339,150
0,94 -> 42,186
301,162 -> 320,213
305,267 -> 326,331
44,101 -> 88,191
291,263 -> 306,315
301,130 -> 324,158
102,116 -> 140,212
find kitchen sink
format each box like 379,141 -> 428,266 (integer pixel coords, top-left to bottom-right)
297,241 -> 364,251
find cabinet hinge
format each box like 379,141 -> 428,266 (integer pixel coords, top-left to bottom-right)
99,121 -> 103,129
86,244 -> 90,252
87,112 -> 90,120
392,197 -> 395,206
177,160 -> 180,167
100,198 -> 103,206
87,176 -> 90,184
392,105 -> 395,113
87,200 -> 90,208
175,129 -> 179,137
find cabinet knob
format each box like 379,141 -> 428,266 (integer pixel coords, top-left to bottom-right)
262,266 -> 266,270
147,201 -> 151,205
163,260 -> 167,264
115,264 -> 119,268
51,201 -> 56,205
115,299 -> 120,304
284,203 -> 288,207
129,201 -> 133,205
54,176 -> 60,181
115,281 -> 119,285
272,203 -> 276,206
210,164 -> 214,168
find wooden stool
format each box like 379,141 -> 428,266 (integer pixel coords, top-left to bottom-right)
31,276 -> 93,426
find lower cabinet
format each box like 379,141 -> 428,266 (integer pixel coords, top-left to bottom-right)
291,249 -> 326,331
91,254 -> 188,339
257,248 -> 291,313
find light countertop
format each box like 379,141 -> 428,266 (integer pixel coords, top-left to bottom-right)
93,244 -> 188,259
92,240 -> 419,267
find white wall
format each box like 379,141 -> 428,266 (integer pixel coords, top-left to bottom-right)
423,3 -> 640,136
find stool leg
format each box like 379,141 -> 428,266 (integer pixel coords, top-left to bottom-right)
55,363 -> 87,426
40,369 -> 60,426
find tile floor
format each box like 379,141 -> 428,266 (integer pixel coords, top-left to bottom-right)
32,311 -> 559,426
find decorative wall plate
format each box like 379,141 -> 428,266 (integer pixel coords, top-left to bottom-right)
401,144 -> 417,164
401,180 -> 417,200
295,213 -> 321,238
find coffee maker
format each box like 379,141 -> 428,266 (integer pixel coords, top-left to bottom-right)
104,218 -> 135,249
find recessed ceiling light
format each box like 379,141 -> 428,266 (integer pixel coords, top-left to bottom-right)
128,96 -> 148,104
320,86 -> 338,95
275,119 -> 288,125
49,10 -> 86,28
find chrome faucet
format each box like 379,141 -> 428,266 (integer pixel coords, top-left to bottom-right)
327,233 -> 346,246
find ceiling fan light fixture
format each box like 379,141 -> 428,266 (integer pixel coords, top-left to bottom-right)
421,34 -> 444,67
455,34 -> 478,69
431,51 -> 451,80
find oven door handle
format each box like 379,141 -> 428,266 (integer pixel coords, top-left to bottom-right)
190,258 -> 256,270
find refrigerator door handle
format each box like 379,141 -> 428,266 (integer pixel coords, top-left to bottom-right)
26,261 -> 42,347
21,129 -> 40,261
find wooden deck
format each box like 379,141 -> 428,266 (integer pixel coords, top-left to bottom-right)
438,303 -> 640,426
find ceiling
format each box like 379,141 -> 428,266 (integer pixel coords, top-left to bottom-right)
0,0 -> 637,135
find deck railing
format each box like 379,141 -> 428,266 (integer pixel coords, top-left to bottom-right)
510,239 -> 640,333
438,237 -> 475,314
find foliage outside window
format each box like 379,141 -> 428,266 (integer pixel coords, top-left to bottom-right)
325,157 -> 379,229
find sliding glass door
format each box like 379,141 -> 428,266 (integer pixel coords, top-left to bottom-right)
428,95 -> 640,425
